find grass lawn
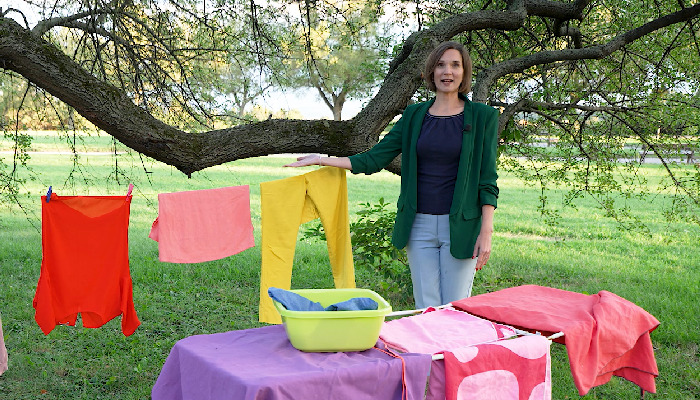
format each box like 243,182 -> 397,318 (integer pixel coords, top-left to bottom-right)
0,132 -> 698,399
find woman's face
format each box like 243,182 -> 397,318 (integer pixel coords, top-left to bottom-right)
433,49 -> 463,95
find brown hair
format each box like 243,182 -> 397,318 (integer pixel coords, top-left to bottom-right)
423,41 -> 473,94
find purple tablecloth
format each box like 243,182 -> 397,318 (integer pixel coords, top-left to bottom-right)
152,325 -> 432,400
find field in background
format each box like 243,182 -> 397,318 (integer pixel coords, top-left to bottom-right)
0,131 -> 698,399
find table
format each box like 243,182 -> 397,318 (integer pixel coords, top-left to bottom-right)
152,325 -> 432,400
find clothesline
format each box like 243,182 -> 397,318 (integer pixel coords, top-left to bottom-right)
45,183 -> 133,203
386,304 -> 452,317
386,303 -> 564,361
430,331 -> 564,361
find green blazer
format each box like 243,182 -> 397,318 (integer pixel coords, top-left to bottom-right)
349,96 -> 499,259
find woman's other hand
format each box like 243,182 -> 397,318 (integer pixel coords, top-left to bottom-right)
472,231 -> 492,271
284,154 -> 322,168
473,205 -> 495,270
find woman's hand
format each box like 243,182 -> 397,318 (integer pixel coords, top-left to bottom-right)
284,155 -> 353,170
473,205 -> 495,271
284,154 -> 322,168
472,231 -> 492,271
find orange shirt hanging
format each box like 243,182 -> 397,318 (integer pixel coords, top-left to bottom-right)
33,192 -> 140,336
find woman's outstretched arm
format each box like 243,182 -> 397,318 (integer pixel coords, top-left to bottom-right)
284,154 -> 352,170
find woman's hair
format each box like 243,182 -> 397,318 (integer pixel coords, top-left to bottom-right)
423,41 -> 473,94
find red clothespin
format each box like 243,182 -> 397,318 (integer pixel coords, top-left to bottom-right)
126,184 -> 133,198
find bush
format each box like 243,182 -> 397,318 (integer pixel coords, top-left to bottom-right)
301,197 -> 412,300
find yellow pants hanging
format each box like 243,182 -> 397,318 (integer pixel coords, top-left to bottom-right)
259,167 -> 355,323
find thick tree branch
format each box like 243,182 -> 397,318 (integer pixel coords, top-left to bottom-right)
1,1 -> 698,177
32,10 -> 109,37
521,0 -> 590,20
490,99 -> 641,113
473,4 -> 700,100
0,16 -> 361,176
52,20 -> 131,47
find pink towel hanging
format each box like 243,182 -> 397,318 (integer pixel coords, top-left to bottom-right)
150,185 -> 254,263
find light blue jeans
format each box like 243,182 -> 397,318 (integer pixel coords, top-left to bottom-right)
406,213 -> 478,308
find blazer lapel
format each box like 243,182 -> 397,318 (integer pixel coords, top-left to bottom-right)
450,98 -> 474,214
407,100 -> 433,210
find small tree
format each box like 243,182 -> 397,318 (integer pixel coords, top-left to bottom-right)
278,1 -> 392,120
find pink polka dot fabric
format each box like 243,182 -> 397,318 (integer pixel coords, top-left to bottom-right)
441,335 -> 551,400
380,308 -> 550,400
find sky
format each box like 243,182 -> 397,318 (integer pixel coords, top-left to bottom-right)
256,88 -> 365,120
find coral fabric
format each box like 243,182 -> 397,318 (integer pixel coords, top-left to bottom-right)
149,185 -> 254,263
34,194 -> 140,336
380,308 -> 517,400
452,285 -> 660,395
442,335 -> 551,400
0,316 -> 7,375
259,167 -> 355,324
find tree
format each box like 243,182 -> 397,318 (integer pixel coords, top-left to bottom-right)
277,0 -> 392,120
1,0 -> 699,224
190,38 -> 275,124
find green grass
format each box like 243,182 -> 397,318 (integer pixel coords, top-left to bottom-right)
0,132 -> 698,399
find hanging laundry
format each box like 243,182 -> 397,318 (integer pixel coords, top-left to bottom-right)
451,285 -> 660,395
0,315 -> 7,376
259,167 -> 355,324
441,335 -> 551,400
34,191 -> 140,336
149,185 -> 254,263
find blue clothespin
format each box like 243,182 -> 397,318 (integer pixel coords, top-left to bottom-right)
46,186 -> 52,203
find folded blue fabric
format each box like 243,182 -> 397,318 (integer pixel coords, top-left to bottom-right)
268,288 -> 379,312
324,297 -> 378,311
268,287 -> 325,311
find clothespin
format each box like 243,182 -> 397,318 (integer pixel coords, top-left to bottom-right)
46,186 -> 52,203
124,183 -> 134,202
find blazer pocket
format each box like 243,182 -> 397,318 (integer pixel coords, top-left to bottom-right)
461,208 -> 481,220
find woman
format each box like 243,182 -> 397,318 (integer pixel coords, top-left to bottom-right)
285,41 -> 499,308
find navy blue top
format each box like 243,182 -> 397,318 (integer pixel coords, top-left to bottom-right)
416,111 -> 464,214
